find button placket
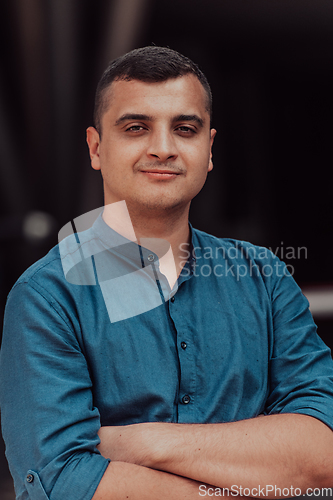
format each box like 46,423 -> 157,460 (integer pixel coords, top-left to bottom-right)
168,288 -> 195,421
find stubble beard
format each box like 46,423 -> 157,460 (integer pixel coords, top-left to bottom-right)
127,190 -> 189,217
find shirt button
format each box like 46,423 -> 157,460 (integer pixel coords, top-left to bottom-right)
26,474 -> 34,483
147,254 -> 154,262
170,296 -> 175,303
181,341 -> 187,350
182,395 -> 191,404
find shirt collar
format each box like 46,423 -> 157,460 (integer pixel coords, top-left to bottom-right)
92,213 -> 159,269
92,212 -> 197,282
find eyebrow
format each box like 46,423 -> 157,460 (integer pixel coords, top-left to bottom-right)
114,113 -> 205,128
174,114 -> 205,128
115,114 -> 154,126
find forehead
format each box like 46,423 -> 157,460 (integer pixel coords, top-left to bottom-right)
103,75 -> 209,122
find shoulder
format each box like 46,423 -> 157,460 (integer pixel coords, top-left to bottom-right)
3,230 -> 97,347
190,227 -> 299,301
10,226 -> 97,292
12,244 -> 63,292
6,227 -> 100,327
191,226 -> 278,264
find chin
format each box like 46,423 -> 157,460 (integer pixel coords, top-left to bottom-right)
130,195 -> 187,214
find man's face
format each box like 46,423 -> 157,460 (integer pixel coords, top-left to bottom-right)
86,74 -> 216,216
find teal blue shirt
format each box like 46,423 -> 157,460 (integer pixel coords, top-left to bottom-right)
1,215 -> 333,500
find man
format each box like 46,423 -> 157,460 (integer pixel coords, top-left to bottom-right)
1,46 -> 333,500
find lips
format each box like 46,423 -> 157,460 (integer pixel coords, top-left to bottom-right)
140,169 -> 180,175
139,168 -> 181,179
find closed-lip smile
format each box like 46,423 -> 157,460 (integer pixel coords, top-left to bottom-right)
139,168 -> 181,179
140,168 -> 180,174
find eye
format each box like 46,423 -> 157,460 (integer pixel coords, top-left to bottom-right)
125,124 -> 147,133
176,125 -> 196,135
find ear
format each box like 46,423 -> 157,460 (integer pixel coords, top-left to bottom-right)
208,128 -> 217,172
86,127 -> 101,171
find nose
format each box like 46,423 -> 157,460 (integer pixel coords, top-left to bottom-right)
146,128 -> 178,163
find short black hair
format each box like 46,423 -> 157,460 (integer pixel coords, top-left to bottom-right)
94,46 -> 212,133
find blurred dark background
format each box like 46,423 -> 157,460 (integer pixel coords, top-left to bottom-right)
1,1 -> 333,498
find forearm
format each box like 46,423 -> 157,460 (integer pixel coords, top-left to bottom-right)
98,414 -> 333,496
92,461 -> 215,499
145,414 -> 333,491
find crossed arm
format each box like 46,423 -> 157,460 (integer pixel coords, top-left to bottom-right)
93,413 -> 333,499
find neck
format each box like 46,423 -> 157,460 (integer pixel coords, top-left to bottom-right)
102,201 -> 191,286
130,204 -> 191,284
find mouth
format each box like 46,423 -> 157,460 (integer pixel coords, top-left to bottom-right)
139,169 -> 181,180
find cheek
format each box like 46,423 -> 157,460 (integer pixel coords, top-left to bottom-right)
185,138 -> 211,165
99,144 -> 125,173
187,163 -> 211,197
113,135 -> 145,152
188,151 -> 211,177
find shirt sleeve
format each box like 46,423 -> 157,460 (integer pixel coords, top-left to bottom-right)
264,257 -> 333,429
0,279 -> 109,500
